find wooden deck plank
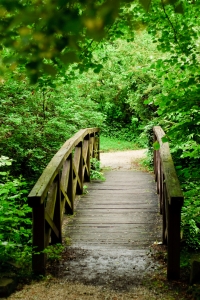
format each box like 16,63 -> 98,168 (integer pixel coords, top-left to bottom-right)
64,170 -> 161,250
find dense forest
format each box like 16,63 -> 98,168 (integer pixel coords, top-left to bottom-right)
0,0 -> 200,271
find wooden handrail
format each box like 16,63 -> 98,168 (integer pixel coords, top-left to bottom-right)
153,126 -> 184,280
28,127 -> 100,274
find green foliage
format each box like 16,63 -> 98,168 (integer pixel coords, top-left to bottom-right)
68,32 -> 160,142
180,248 -> 191,268
0,0 -> 183,81
0,156 -> 32,269
136,0 -> 200,249
153,141 -> 160,151
0,0 -> 199,254
139,152 -> 154,172
101,136 -> 142,152
42,244 -> 65,262
83,185 -> 88,194
90,158 -> 105,181
181,182 -> 200,250
0,70 -> 104,180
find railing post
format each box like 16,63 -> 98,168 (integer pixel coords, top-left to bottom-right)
167,199 -> 182,280
77,141 -> 83,194
162,182 -> 167,245
86,134 -> 91,182
153,133 -> 157,182
159,163 -> 163,215
32,202 -> 46,275
66,153 -> 74,214
96,132 -> 100,161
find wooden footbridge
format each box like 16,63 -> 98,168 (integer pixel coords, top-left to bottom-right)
28,126 -> 183,280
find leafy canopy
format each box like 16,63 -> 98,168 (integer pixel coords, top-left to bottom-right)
0,0 -> 184,82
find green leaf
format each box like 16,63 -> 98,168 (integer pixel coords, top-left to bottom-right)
0,172 -> 7,176
153,141 -> 160,150
161,136 -> 168,143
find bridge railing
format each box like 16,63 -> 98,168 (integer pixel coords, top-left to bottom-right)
153,126 -> 184,280
28,128 -> 100,274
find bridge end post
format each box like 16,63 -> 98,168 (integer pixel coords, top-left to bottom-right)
32,202 -> 46,275
167,198 -> 182,280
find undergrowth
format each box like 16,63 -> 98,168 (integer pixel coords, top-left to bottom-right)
0,156 -> 32,274
100,135 -> 144,152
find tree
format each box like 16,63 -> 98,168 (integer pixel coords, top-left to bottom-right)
0,0 -> 184,82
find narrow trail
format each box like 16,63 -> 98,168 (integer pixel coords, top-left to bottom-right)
100,149 -> 147,170
58,149 -> 161,290
8,150 -> 189,300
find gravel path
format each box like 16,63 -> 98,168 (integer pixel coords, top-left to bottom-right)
100,149 -> 147,170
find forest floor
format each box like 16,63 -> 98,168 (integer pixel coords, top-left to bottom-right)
6,150 -> 195,300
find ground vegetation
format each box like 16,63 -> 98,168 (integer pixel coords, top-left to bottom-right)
0,0 -> 200,281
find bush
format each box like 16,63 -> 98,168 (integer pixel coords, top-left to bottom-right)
0,156 -> 32,269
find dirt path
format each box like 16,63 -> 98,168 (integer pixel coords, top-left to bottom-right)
100,149 -> 147,170
7,151 -> 191,300
61,168 -> 161,289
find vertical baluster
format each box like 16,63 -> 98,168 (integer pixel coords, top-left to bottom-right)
95,132 -> 100,161
86,134 -> 90,182
90,133 -> 95,158
77,141 -> 83,194
66,153 -> 74,214
162,181 -> 167,245
32,202 -> 46,274
158,158 -> 162,213
97,132 -> 100,160
153,133 -> 157,182
83,137 -> 90,182
51,173 -> 62,244
157,152 -> 160,194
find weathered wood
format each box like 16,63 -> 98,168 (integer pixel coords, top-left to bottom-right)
72,159 -> 82,196
45,212 -> 59,238
28,128 -> 99,205
60,159 -> 71,215
82,139 -> 90,181
95,135 -> 100,161
162,183 -> 168,245
51,174 -> 62,245
65,170 -> 161,251
32,203 -> 46,275
45,181 -> 57,219
66,155 -> 74,215
153,126 -> 183,201
60,159 -> 70,192
44,178 -> 58,247
153,126 -> 184,280
78,142 -> 83,194
167,201 -> 181,280
28,127 -> 100,274
85,135 -> 91,182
